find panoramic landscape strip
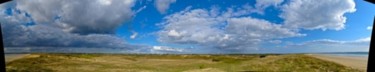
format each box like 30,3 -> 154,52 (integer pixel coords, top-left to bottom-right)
5,53 -> 365,72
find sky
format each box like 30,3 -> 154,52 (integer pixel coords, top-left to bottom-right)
0,0 -> 374,54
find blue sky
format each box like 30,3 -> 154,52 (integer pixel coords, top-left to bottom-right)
0,0 -> 374,53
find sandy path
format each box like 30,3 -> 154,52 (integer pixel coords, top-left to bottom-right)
307,54 -> 368,71
5,54 -> 30,62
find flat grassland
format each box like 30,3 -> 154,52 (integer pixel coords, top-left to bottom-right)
5,53 -> 363,72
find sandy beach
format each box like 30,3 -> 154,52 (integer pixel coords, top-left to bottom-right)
308,54 -> 368,71
5,54 -> 30,62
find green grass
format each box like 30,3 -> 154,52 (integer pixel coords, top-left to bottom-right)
5,53 -> 363,72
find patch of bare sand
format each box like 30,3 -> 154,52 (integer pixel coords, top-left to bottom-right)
5,54 -> 30,62
25,54 -> 41,58
307,54 -> 368,71
182,68 -> 225,72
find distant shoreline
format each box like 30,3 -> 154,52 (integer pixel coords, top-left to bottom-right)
307,54 -> 368,71
5,54 -> 30,63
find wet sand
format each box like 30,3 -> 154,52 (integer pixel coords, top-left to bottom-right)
5,54 -> 30,62
308,54 -> 368,71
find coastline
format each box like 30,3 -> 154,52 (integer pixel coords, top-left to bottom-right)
307,54 -> 368,71
5,54 -> 30,63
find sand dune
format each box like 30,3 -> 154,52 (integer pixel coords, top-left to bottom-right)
308,54 -> 368,71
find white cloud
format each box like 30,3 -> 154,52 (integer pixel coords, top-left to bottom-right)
157,8 -> 303,51
135,6 -> 147,14
157,9 -> 226,45
98,0 -> 112,5
15,0 -> 135,34
255,0 -> 284,14
256,0 -> 284,7
130,31 -> 138,39
156,0 -> 359,52
167,29 -> 181,37
1,0 -> 366,53
123,0 -> 134,5
293,37 -> 370,46
280,0 -> 356,30
155,0 -> 176,14
284,37 -> 370,52
269,40 -> 282,44
1,21 -> 131,48
152,46 -> 183,53
354,37 -> 371,42
367,26 -> 373,30
0,0 -> 141,50
226,17 -> 304,39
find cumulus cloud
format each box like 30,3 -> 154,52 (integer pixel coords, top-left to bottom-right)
155,0 -> 176,14
0,0 -> 140,50
15,0 -> 135,34
157,8 -> 303,52
226,17 -> 304,39
280,0 -> 356,30
0,15 -> 130,48
156,0 -> 359,53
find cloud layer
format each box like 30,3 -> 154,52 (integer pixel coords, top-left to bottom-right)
15,0 -> 135,34
156,0 -> 364,52
0,0 -> 368,53
157,8 -> 303,52
155,0 -> 176,14
282,37 -> 371,52
1,0 -> 136,49
280,0 -> 356,30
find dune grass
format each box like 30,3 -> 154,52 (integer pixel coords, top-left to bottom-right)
5,53 -> 362,72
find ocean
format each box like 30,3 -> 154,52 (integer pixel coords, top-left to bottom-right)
319,52 -> 369,57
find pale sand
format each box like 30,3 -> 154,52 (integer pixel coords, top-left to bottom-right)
5,54 -> 30,63
307,54 -> 368,71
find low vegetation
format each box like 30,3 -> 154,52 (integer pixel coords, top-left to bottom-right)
6,53 -> 362,72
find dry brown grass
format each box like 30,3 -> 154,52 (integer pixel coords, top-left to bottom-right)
6,53 -> 363,72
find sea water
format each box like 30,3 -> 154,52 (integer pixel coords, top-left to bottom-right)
321,52 -> 369,57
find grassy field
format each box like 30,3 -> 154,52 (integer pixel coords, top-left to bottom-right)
5,53 -> 363,72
